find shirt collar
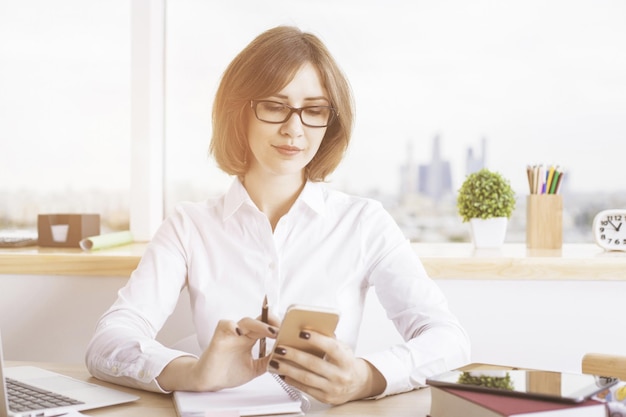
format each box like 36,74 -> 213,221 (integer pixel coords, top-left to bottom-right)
298,180 -> 326,216
222,178 -> 326,221
223,178 -> 250,221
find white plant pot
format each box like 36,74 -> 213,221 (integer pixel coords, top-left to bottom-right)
469,217 -> 508,248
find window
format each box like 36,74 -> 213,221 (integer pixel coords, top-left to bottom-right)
0,0 -> 130,232
164,1 -> 626,242
3,1 -> 626,243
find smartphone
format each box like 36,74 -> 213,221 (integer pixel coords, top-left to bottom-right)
267,304 -> 339,370
426,369 -> 618,403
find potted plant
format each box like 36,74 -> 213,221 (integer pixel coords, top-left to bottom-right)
457,168 -> 516,248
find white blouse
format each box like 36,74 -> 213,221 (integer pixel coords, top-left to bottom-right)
85,179 -> 470,397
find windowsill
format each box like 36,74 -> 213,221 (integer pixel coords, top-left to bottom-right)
0,243 -> 148,277
412,243 -> 626,280
1,242 -> 625,280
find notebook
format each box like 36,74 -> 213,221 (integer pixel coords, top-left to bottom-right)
173,372 -> 307,417
0,332 -> 139,417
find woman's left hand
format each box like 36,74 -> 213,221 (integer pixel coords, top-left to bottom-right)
268,330 -> 386,405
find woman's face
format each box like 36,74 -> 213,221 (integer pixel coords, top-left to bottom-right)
246,63 -> 330,181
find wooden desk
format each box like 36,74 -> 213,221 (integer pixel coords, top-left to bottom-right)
6,362 -> 432,416
7,362 -> 174,417
6,362 -> 505,416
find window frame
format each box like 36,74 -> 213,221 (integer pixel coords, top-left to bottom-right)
129,0 -> 165,241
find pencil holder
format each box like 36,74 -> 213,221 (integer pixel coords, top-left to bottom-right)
526,195 -> 563,249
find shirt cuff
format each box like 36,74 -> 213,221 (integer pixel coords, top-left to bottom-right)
93,346 -> 197,393
360,350 -> 417,399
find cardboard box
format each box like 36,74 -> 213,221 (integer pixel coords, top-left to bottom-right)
37,214 -> 100,248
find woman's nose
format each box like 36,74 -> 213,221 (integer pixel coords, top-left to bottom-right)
280,112 -> 304,137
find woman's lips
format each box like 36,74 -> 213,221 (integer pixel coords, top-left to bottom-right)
273,145 -> 302,156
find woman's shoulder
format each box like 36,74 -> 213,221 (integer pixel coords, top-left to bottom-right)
316,183 -> 393,223
167,195 -> 226,224
322,183 -> 385,209
173,197 -> 219,211
318,183 -> 406,243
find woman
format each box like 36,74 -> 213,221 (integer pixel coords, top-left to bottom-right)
85,25 -> 470,405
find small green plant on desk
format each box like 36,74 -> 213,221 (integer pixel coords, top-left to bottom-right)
457,168 -> 516,222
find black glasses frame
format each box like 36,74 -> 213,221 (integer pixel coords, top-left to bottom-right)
250,100 -> 337,128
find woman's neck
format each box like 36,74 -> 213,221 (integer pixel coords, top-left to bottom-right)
242,172 -> 306,231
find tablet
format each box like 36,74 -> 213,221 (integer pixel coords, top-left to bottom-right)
426,369 -> 618,403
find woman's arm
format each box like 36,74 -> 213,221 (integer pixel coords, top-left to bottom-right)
361,240 -> 471,397
86,211 -> 196,392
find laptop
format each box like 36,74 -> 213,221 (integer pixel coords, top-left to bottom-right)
0,332 -> 139,417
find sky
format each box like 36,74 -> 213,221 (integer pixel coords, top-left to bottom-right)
166,0 -> 626,196
2,0 -> 626,199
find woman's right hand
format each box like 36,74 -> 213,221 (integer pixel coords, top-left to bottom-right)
156,316 -> 278,392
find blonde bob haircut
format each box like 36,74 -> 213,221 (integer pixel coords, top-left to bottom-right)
210,26 -> 354,181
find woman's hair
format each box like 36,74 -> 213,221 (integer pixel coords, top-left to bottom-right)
210,26 -> 354,181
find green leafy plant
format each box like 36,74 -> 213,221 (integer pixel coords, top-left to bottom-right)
457,168 -> 516,222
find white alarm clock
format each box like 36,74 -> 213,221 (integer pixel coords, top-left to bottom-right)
592,209 -> 626,251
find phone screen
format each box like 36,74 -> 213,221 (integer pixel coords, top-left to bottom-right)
426,369 -> 618,403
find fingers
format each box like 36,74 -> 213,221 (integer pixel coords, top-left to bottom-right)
268,330 -> 362,402
269,332 -> 373,405
270,347 -> 345,405
213,319 -> 243,338
254,312 -> 282,328
269,346 -> 334,380
269,329 -> 344,375
195,319 -> 273,391
236,316 -> 278,340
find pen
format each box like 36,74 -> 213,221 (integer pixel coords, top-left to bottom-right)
546,165 -> 555,194
554,168 -> 564,194
526,165 -> 534,194
259,295 -> 268,358
549,167 -> 560,194
537,164 -> 545,194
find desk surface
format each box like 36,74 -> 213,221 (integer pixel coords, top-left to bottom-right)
7,362 -> 428,417
5,362 -> 499,416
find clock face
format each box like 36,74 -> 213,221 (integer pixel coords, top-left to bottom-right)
593,209 -> 626,251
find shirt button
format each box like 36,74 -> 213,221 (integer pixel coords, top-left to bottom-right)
138,370 -> 145,379
111,366 -> 119,374
268,262 -> 275,270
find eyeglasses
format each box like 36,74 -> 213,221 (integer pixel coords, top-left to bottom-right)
250,100 -> 337,128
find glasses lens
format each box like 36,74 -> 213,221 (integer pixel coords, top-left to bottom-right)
255,101 -> 290,123
301,106 -> 333,127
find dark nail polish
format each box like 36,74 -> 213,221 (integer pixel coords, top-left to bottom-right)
274,347 -> 287,355
269,360 -> 280,369
299,331 -> 310,340
268,326 -> 276,334
235,327 -> 242,336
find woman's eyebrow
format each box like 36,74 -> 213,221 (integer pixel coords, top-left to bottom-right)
270,94 -> 330,103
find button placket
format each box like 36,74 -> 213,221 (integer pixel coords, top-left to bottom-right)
267,216 -> 290,313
